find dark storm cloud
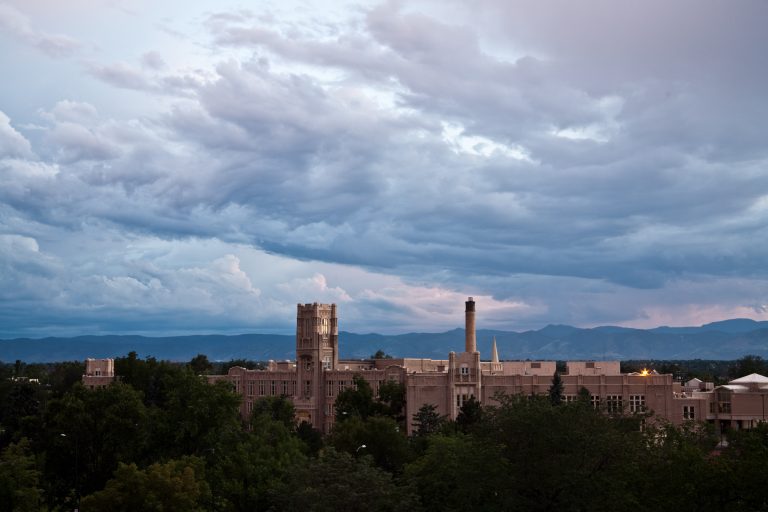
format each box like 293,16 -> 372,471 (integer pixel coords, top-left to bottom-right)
185,1 -> 768,292
3,0 -> 768,335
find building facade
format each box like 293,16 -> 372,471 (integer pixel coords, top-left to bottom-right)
208,299 -> 768,436
82,358 -> 116,389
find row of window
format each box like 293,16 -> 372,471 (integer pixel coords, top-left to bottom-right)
710,402 -> 731,414
297,317 -> 334,334
245,380 -> 294,397
302,356 -> 333,372
559,394 -> 645,413
325,380 -> 383,397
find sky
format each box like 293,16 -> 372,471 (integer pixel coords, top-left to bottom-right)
1,0 -> 768,338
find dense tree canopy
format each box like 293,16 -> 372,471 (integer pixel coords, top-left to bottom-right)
275,448 -> 421,512
79,457 -> 211,512
729,355 -> 768,379
1,356 -> 768,511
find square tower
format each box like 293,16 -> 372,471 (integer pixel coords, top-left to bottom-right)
294,303 -> 338,426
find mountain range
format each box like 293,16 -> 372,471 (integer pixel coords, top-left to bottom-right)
3,318 -> 768,363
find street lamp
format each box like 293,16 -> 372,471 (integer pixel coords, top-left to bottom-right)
356,444 -> 367,453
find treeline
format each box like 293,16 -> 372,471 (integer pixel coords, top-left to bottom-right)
1,354 -> 768,511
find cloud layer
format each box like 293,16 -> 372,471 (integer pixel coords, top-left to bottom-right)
1,0 -> 768,337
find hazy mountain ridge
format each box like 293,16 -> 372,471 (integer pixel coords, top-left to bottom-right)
3,318 -> 768,362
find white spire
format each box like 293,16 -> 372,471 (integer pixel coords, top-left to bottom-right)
491,336 -> 500,363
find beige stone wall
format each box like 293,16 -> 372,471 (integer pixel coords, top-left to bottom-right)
84,358 -> 114,377
82,358 -> 115,389
566,361 -> 621,375
496,360 -> 556,376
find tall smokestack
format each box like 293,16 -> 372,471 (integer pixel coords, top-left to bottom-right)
465,297 -> 476,353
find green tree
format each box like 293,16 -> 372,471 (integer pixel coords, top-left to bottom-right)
475,393 -> 645,511
405,435 -> 511,512
548,370 -> 564,406
14,360 -> 24,378
372,350 -> 393,359
0,379 -> 44,444
149,371 -> 241,459
411,403 -> 445,437
251,395 -> 296,429
334,375 -> 376,422
296,420 -> 324,456
42,382 -> 149,503
47,361 -> 86,396
79,457 -> 211,512
728,355 -> 768,379
377,380 -> 406,424
456,396 -> 482,432
719,422 -> 768,511
189,354 -> 213,375
329,416 -> 412,473
276,448 -> 421,512
219,359 -> 264,372
577,386 -> 591,404
113,352 -> 178,407
0,438 -> 44,512
633,421 -> 719,512
209,418 -> 306,512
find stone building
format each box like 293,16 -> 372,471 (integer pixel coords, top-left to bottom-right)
82,358 -> 115,389
211,298 -> 745,435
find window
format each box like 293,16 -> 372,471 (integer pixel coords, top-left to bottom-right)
305,380 -> 312,397
456,393 -> 470,408
281,381 -> 288,395
683,405 -> 695,420
322,355 -> 332,370
327,381 -> 334,396
95,370 -> 102,376
586,362 -> 595,369
591,395 -> 600,409
606,395 -> 622,413
460,365 -> 469,375
716,389 -> 732,413
530,362 -> 541,369
270,381 -> 276,395
247,381 -> 255,397
629,395 -> 645,413
246,401 -> 253,413
339,381 -> 346,393
563,395 -> 577,403
456,387 -> 473,408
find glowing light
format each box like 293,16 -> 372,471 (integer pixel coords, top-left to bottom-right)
640,368 -> 650,376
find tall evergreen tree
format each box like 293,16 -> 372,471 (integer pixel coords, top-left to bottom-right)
412,403 -> 445,437
456,396 -> 482,432
548,371 -> 564,406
